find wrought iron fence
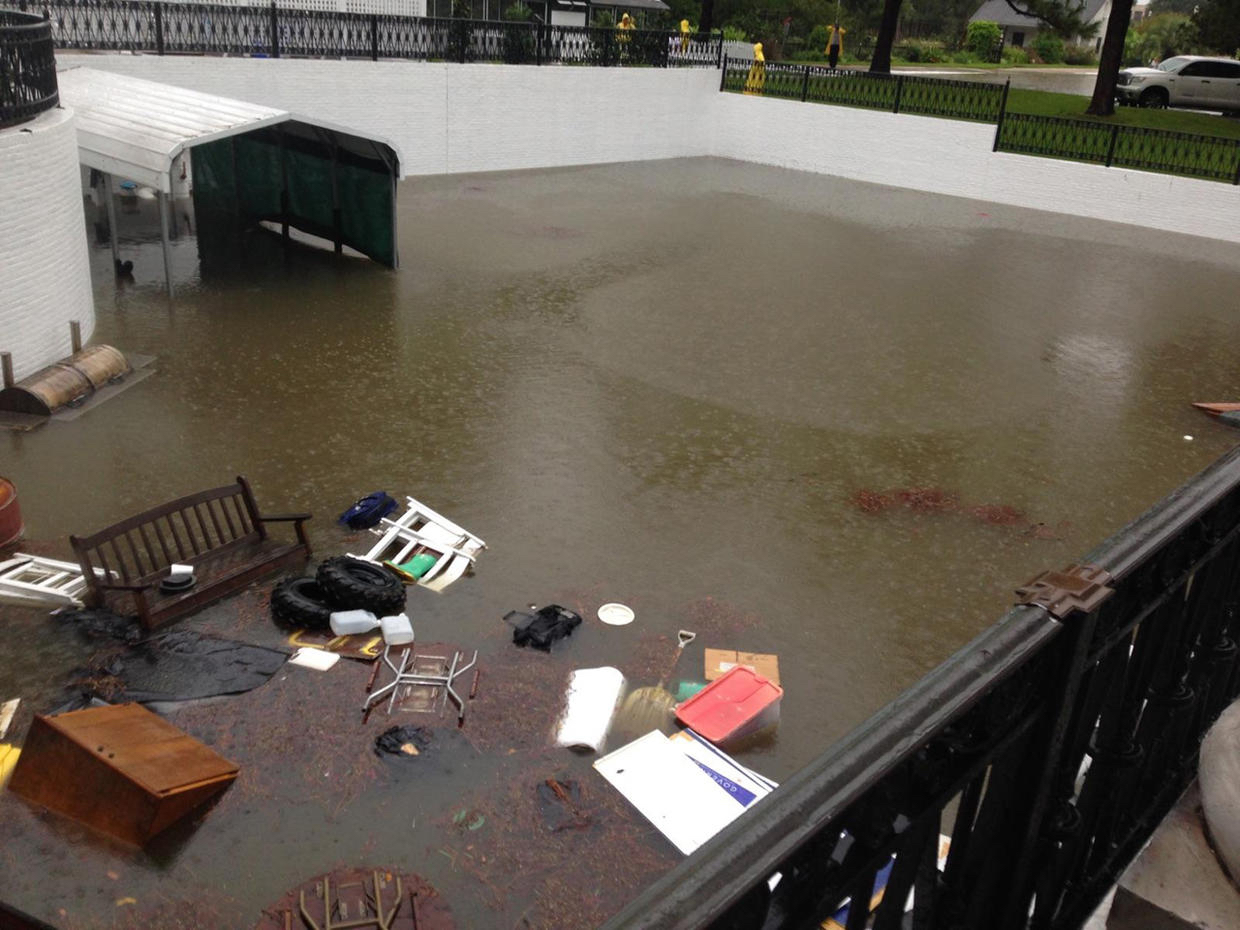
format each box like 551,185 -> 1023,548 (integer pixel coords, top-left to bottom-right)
0,9 -> 58,129
721,56 -> 1007,122
603,442 -> 1240,930
21,0 -> 721,65
996,112 -> 1240,184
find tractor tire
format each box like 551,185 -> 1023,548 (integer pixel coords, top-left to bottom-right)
271,577 -> 334,630
316,556 -> 406,616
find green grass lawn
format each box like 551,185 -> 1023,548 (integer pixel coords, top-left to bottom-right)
1006,88 -> 1240,140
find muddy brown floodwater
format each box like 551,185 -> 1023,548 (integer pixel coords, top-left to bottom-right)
2,156 -> 1240,928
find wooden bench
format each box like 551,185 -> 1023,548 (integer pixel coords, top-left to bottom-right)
70,476 -> 311,631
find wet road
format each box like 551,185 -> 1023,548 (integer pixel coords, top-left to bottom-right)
2,157 -> 1239,927
896,65 -> 1098,95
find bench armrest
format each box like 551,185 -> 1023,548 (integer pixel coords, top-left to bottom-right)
257,512 -> 313,554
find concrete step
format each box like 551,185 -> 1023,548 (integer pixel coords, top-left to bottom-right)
1106,783 -> 1240,930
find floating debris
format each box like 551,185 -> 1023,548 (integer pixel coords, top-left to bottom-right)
969,504 -> 1026,526
374,725 -> 433,759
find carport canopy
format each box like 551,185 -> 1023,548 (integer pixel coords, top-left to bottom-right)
57,67 -> 402,286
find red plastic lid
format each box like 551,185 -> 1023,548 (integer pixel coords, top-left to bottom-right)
675,665 -> 783,743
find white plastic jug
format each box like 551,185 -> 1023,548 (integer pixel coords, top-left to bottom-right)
330,609 -> 380,636
380,613 -> 414,646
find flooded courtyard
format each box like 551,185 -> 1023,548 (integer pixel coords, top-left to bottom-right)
2,156 -> 1240,928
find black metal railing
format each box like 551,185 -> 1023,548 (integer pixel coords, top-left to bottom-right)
604,443 -> 1240,930
996,112 -> 1240,185
720,56 -> 1007,122
23,0 -> 721,66
0,8 -> 58,129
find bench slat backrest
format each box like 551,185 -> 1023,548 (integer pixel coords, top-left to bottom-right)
72,482 -> 260,586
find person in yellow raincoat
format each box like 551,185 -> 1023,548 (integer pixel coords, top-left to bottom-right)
744,42 -> 765,94
680,18 -> 692,53
826,22 -> 845,68
615,12 -> 633,61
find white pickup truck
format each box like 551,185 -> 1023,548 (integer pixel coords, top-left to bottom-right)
1115,55 -> 1240,113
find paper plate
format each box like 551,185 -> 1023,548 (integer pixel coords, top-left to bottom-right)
598,603 -> 635,626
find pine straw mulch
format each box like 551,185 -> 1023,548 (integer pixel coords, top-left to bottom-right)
429,753 -> 678,930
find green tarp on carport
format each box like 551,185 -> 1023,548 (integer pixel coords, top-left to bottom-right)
192,121 -> 399,268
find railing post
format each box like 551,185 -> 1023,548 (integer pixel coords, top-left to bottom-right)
1234,141 -> 1240,185
1105,123 -> 1120,167
801,63 -> 809,101
993,78 -> 1010,151
370,13 -> 378,61
892,74 -> 904,114
270,0 -> 280,58
715,32 -> 722,69
154,3 -> 164,55
996,568 -> 1114,926
719,53 -> 727,91
535,21 -> 542,65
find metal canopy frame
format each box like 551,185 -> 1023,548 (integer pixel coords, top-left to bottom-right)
59,68 -> 403,296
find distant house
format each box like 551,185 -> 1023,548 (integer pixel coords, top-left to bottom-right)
968,0 -> 1111,52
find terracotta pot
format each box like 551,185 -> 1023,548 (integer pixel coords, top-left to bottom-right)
0,478 -> 24,549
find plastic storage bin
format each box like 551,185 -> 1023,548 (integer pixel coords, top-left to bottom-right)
675,665 -> 782,746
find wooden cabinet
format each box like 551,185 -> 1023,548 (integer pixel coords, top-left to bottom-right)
7,703 -> 238,846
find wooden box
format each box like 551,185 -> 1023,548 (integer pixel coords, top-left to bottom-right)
6,703 -> 238,846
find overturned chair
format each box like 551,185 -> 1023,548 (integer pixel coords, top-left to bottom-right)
70,476 -> 311,630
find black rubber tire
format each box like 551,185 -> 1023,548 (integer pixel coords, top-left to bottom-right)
316,556 -> 406,616
1139,87 -> 1169,109
271,577 -> 334,630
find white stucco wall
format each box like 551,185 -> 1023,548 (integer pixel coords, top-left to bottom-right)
55,54 -> 719,178
707,92 -> 1240,245
56,53 -> 1240,246
0,106 -> 95,381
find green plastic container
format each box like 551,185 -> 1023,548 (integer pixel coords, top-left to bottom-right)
675,680 -> 707,702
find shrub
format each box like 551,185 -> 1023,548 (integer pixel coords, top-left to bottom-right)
949,49 -> 980,64
503,1 -> 531,20
1062,42 -> 1097,64
1001,45 -> 1029,64
896,38 -> 948,63
1033,31 -> 1065,63
722,24 -> 748,42
594,10 -> 615,28
807,24 -> 830,51
965,20 -> 1001,57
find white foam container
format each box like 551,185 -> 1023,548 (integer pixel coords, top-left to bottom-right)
380,613 -> 414,646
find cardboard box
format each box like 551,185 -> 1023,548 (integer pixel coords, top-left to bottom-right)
704,649 -> 780,685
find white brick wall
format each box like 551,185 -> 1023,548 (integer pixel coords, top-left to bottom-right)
0,107 -> 95,382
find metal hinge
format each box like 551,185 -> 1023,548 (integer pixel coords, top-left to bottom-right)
1015,564 -> 1114,620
